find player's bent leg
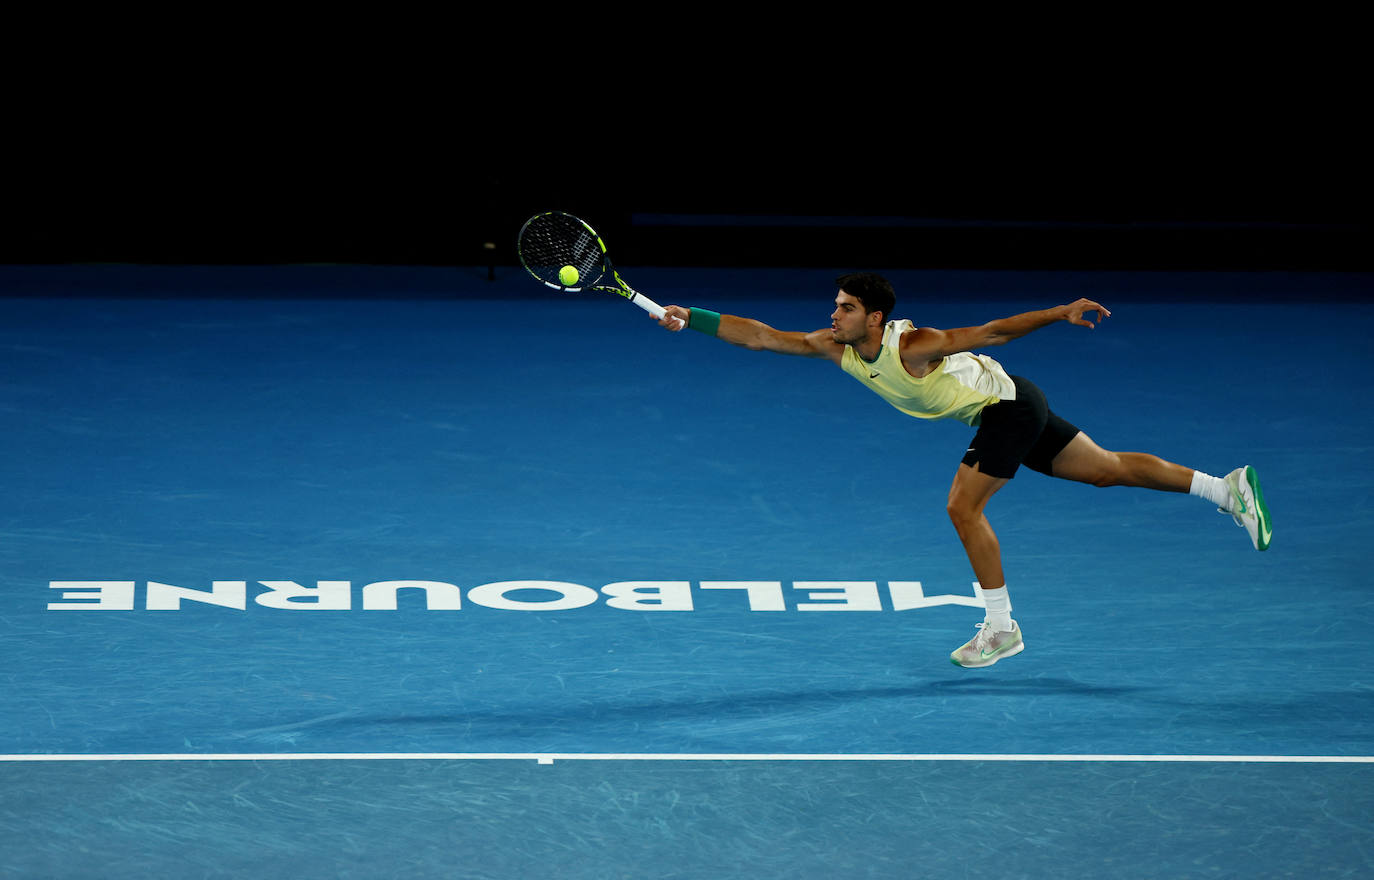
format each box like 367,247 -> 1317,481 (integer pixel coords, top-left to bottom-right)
1048,432 -> 1192,492
946,463 -> 1011,592
946,464 -> 1026,667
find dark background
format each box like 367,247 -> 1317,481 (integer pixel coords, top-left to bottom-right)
4,125 -> 1367,274
3,20 -> 1367,277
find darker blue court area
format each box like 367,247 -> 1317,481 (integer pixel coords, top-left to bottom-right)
2,264 -> 1371,878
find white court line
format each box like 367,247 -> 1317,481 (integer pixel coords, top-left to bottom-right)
1,753 -> 1372,765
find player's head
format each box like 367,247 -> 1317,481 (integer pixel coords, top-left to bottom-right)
835,272 -> 895,325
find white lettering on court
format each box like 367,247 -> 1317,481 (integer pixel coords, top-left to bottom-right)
46,580 -> 984,612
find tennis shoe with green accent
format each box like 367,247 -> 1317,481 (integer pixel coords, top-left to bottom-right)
950,620 -> 1024,668
1222,465 -> 1272,551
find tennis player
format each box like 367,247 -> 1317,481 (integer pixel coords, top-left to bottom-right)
656,273 -> 1271,668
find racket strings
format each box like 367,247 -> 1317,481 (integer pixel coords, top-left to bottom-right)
518,213 -> 605,285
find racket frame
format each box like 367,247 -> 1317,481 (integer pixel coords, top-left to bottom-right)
517,212 -> 670,320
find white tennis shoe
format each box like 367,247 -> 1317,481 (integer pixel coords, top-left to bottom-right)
950,620 -> 1024,668
1222,465 -> 1272,551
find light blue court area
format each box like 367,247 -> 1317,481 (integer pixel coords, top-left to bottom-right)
2,264 -> 1372,877
4,757 -> 1372,878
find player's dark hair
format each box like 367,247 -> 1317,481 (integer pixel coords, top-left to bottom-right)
835,272 -> 896,324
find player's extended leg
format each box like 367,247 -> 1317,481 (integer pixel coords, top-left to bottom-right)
1048,431 -> 1272,550
1046,432 -> 1193,491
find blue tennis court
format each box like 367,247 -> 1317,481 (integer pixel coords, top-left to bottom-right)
2,263 -> 1371,878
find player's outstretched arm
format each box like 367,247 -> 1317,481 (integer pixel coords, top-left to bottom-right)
900,298 -> 1112,364
657,306 -> 841,362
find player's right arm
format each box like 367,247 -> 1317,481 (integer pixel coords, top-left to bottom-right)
657,306 -> 842,362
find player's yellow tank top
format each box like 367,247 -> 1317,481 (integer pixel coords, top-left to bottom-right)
839,319 -> 1016,426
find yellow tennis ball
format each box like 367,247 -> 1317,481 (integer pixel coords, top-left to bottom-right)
559,265 -> 579,286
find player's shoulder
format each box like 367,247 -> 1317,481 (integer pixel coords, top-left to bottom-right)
804,327 -> 845,361
896,323 -> 960,365
894,320 -> 936,346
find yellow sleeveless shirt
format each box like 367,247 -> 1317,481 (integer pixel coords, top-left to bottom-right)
839,319 -> 1017,426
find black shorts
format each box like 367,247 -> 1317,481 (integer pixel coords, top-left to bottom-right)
960,375 -> 1081,479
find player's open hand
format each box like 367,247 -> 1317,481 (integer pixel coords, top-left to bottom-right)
657,306 -> 690,331
1063,298 -> 1111,328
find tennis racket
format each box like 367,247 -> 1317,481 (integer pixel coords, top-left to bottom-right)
517,211 -> 679,325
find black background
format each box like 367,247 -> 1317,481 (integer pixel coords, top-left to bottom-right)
5,101 -> 1366,273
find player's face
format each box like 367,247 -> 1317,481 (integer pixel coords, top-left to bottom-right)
831,291 -> 877,344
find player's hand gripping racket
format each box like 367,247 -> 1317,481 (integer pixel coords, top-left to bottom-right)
517,212 -> 681,326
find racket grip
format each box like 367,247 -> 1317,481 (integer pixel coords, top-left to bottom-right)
630,292 -> 667,320
629,291 -> 686,329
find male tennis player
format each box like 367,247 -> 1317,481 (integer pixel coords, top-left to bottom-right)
656,273 -> 1271,668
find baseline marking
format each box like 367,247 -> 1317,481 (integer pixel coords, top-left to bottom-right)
2,753 -> 1372,765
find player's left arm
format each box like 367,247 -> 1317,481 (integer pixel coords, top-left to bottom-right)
899,299 -> 1111,365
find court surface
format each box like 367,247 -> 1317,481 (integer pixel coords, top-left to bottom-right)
2,264 -> 1371,878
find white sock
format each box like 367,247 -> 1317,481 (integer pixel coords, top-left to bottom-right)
980,585 -> 1013,632
1190,470 -> 1233,511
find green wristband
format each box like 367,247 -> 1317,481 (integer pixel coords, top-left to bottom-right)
689,308 -> 721,337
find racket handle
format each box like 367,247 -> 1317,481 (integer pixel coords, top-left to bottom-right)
629,291 -> 687,330
627,290 -> 686,329
629,292 -> 667,320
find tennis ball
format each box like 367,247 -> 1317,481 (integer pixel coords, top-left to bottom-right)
559,265 -> 579,286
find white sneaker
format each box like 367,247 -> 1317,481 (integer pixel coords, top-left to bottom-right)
950,620 -> 1024,668
1222,465 -> 1272,551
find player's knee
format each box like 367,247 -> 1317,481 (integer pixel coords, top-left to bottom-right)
1060,453 -> 1126,489
946,500 -> 978,534
1083,453 -> 1126,487
1090,468 -> 1121,488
